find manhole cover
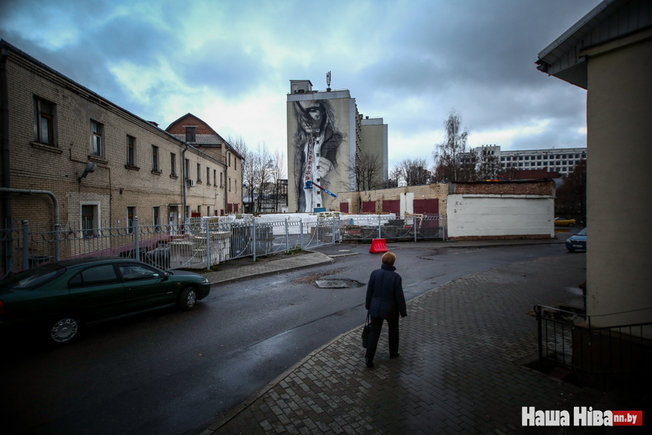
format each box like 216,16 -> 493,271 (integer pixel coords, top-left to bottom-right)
314,279 -> 363,289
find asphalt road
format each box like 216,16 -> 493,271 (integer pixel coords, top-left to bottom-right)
0,241 -> 575,434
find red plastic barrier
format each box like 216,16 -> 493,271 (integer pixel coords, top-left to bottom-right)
369,238 -> 388,254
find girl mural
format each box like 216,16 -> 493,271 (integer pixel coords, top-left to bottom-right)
293,99 -> 343,212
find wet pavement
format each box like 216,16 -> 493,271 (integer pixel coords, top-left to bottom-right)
200,238 -> 650,434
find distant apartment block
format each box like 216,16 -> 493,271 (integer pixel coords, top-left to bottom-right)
470,145 -> 587,176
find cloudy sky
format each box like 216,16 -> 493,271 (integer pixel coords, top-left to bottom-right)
1,0 -> 600,171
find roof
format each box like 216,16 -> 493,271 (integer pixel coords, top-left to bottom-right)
0,39 -> 191,149
536,0 -> 652,88
166,113 -> 244,160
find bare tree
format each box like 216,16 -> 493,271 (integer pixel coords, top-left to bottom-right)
253,145 -> 273,213
433,111 -> 474,182
395,158 -> 431,186
476,147 -> 501,180
355,150 -> 382,191
228,137 -> 256,212
386,167 -> 401,188
269,149 -> 286,212
555,159 -> 586,224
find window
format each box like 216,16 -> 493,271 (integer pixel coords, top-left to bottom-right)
126,135 -> 136,167
153,206 -> 161,231
69,265 -> 118,288
152,145 -> 160,173
81,204 -> 99,238
119,263 -> 160,282
228,152 -> 231,167
184,158 -> 190,180
220,172 -> 223,187
127,206 -> 136,234
213,169 -> 217,187
229,177 -> 231,192
33,96 -> 56,146
197,163 -> 201,182
185,126 -> 196,142
207,167 -> 211,185
197,205 -> 202,215
170,152 -> 177,177
90,120 -> 104,157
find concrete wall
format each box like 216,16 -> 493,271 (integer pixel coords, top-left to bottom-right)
446,194 -> 554,239
584,32 -> 652,327
337,184 -> 448,216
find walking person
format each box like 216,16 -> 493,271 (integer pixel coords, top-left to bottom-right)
365,251 -> 407,368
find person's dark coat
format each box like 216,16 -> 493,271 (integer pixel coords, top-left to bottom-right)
365,264 -> 407,319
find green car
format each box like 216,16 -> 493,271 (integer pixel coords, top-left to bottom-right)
0,258 -> 211,344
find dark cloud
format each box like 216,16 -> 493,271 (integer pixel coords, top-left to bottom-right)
1,0 -> 600,160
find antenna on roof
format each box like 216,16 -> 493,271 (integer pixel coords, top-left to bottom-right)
326,71 -> 331,92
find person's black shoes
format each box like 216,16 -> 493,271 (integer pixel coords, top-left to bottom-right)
365,356 -> 374,368
389,353 -> 400,359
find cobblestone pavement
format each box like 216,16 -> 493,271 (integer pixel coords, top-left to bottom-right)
203,251 -> 649,434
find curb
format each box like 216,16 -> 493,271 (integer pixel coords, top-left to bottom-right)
201,327 -> 354,434
207,252 -> 334,286
201,276 -> 456,434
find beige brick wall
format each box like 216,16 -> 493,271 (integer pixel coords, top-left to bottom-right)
5,49 -> 225,229
338,184 -> 449,216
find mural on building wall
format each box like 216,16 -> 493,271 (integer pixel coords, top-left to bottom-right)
293,100 -> 343,212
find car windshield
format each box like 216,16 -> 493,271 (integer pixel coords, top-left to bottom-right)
577,228 -> 587,236
1,265 -> 65,290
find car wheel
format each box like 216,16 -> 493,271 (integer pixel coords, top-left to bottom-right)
48,315 -> 80,344
178,287 -> 197,311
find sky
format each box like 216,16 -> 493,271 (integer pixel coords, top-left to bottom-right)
0,0 -> 601,172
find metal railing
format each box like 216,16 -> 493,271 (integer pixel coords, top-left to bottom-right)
534,305 -> 580,369
1,215 -> 344,274
534,304 -> 652,388
340,214 -> 446,242
1,213 -> 446,275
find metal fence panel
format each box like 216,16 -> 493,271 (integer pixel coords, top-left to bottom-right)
2,214 -> 445,276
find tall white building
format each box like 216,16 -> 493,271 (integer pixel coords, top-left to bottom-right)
470,145 -> 587,177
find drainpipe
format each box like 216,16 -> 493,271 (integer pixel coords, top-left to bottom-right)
181,144 -> 188,223
0,188 -> 61,271
224,149 -> 228,215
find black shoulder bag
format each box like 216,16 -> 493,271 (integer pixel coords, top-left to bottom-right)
361,313 -> 371,348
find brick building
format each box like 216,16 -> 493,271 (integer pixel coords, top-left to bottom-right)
0,40 -> 234,237
166,113 -> 243,214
